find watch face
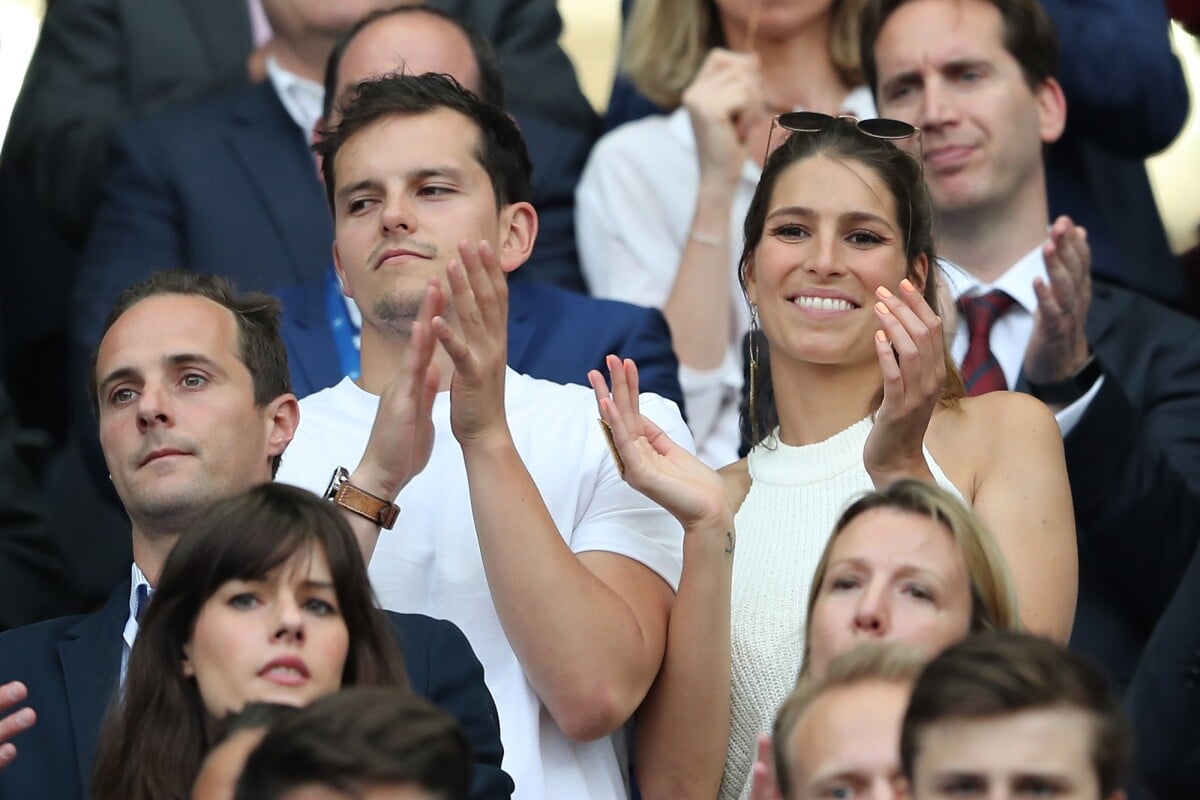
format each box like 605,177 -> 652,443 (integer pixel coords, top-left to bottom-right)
324,466 -> 349,500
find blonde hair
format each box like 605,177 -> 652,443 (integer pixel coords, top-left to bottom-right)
773,643 -> 925,798
799,479 -> 1022,677
621,0 -> 866,110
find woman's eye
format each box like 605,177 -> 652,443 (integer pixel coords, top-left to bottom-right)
847,230 -> 883,246
904,584 -> 934,601
770,223 -> 808,240
830,576 -> 860,591
228,593 -> 260,610
303,598 -> 338,616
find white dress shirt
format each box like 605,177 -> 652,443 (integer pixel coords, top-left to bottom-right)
265,56 -> 324,142
939,247 -> 1103,435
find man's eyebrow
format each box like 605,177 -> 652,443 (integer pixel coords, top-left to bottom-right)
165,353 -> 225,374
335,177 -> 382,204
97,365 -> 140,394
409,165 -> 466,181
98,353 -> 224,392
880,69 -> 922,94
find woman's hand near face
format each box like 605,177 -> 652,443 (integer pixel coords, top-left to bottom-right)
590,356 -> 732,533
864,278 -> 945,488
683,48 -> 767,190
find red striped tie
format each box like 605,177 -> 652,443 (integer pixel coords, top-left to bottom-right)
958,290 -> 1015,396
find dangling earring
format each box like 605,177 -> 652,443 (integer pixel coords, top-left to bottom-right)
748,303 -> 760,443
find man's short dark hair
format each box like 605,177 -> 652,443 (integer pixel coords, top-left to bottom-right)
860,0 -> 1061,95
314,72 -> 532,216
87,270 -> 292,475
234,688 -> 473,800
900,632 -> 1134,797
322,4 -> 506,119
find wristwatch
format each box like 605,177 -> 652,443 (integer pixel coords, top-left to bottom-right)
323,466 -> 400,530
1028,353 -> 1103,406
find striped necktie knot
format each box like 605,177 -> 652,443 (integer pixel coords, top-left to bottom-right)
957,290 -> 1015,396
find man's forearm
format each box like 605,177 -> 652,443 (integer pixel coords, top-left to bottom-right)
461,432 -> 671,741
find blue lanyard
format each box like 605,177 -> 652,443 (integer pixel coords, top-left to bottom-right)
325,269 -> 361,380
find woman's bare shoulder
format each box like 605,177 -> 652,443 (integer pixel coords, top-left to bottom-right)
718,458 -> 752,515
927,392 -> 1060,497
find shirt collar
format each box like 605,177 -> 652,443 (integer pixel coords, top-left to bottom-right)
265,56 -> 325,139
943,242 -> 1047,315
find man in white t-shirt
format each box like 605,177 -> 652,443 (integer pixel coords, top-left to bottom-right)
276,72 -> 690,800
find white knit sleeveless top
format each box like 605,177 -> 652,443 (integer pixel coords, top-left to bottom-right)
718,417 -> 964,800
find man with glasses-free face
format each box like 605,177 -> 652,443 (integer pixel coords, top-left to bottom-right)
863,0 -> 1200,693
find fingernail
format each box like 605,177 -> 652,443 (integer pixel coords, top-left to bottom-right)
900,278 -> 915,293
876,286 -> 893,299
875,301 -> 890,314
15,709 -> 32,726
0,745 -> 12,761
6,685 -> 20,701
875,330 -> 887,343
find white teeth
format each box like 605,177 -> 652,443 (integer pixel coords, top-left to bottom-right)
267,666 -> 302,676
794,296 -> 854,312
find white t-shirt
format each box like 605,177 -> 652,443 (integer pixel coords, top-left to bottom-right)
576,90 -> 876,468
276,369 -> 690,800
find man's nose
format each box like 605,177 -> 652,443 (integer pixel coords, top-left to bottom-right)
135,384 -> 171,430
381,195 -> 413,233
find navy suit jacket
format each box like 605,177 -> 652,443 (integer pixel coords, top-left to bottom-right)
606,0 -> 1189,304
1043,282 -> 1200,692
275,272 -> 686,412
0,582 -> 512,800
1124,506 -> 1200,799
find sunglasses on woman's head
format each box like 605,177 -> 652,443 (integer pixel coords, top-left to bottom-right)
764,111 -> 923,168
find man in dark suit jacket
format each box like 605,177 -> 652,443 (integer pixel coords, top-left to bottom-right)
8,0 -> 593,245
275,6 -> 680,405
70,1 -> 593,381
0,382 -> 71,631
864,0 -> 1200,690
1124,502 -> 1200,799
0,272 -> 511,800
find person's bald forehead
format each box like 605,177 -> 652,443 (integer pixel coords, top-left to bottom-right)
336,11 -> 480,100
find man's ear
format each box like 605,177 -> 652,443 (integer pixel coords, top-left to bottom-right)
265,393 -> 300,459
497,201 -> 538,274
311,117 -> 326,177
332,242 -> 353,299
1034,77 -> 1067,145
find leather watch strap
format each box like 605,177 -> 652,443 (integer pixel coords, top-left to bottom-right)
324,467 -> 400,530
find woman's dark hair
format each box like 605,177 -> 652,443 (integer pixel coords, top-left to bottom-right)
91,483 -> 408,800
737,119 -> 963,448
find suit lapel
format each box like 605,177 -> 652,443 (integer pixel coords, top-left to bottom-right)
505,282 -> 538,372
58,583 -> 129,792
177,0 -> 253,76
279,277 -> 343,396
224,84 -> 333,282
